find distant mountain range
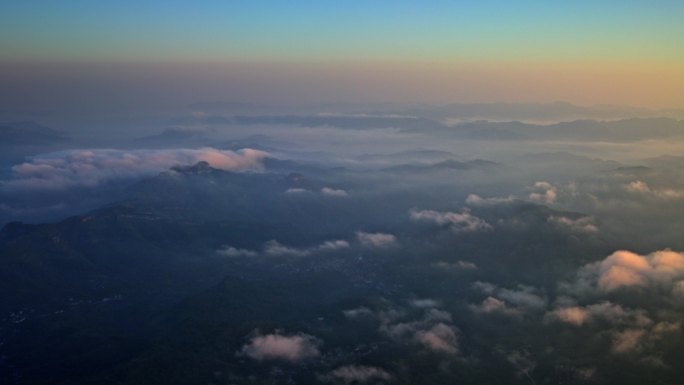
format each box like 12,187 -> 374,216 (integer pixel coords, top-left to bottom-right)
187,101 -> 684,121
159,114 -> 684,143
384,101 -> 684,121
382,159 -> 499,174
0,160 -> 601,384
409,117 -> 684,142
0,121 -> 69,146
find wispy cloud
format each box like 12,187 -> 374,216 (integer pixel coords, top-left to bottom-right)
548,215 -> 598,234
465,193 -> 515,206
432,260 -> 478,271
319,365 -> 392,384
410,208 -> 492,233
216,245 -> 258,257
356,231 -> 397,248
263,239 -> 350,257
216,239 -> 350,258
285,188 -> 309,194
321,187 -> 348,197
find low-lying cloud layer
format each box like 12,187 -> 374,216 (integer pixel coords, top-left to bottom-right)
2,147 -> 268,190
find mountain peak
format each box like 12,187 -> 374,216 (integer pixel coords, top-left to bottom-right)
170,161 -> 214,175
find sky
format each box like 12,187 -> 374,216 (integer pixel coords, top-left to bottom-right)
1,1 -> 683,108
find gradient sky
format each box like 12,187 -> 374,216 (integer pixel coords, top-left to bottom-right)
1,1 -> 683,108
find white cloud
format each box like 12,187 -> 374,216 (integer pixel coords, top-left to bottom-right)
263,239 -> 350,257
472,281 -> 496,293
551,249 -> 684,360
546,306 -> 590,326
356,231 -> 397,248
497,286 -> 547,309
239,332 -> 321,362
216,240 -> 349,258
528,181 -> 557,204
470,296 -> 521,317
379,320 -> 420,339
471,283 -> 546,316
375,301 -> 458,355
342,307 -> 374,319
625,180 -> 651,194
545,301 -> 650,327
548,215 -> 598,234
465,193 -> 515,206
2,148 -> 269,191
318,240 -> 351,251
625,180 -> 684,199
285,188 -> 309,194
409,298 -> 440,309
263,240 -> 310,257
321,187 -> 348,197
424,308 -> 453,323
432,260 -> 478,270
640,355 -> 668,367
414,322 -> 459,354
320,365 -> 392,384
611,329 -> 646,354
572,249 -> 684,292
505,350 -> 537,380
216,245 -> 257,257
611,321 -> 681,354
652,321 -> 681,336
672,280 -> 684,297
410,208 -> 492,233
